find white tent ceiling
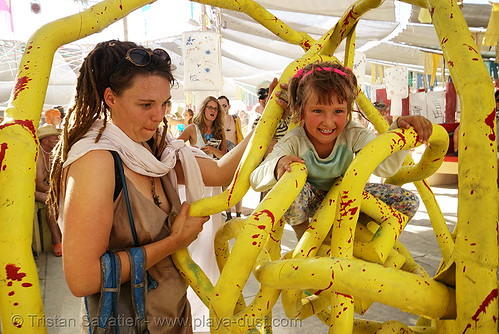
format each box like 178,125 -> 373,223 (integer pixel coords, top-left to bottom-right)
0,0 -> 494,110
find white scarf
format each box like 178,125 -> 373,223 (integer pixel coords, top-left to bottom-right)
64,120 -> 208,202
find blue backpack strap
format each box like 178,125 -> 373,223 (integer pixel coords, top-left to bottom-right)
89,250 -> 121,334
127,247 -> 149,333
110,151 -> 158,291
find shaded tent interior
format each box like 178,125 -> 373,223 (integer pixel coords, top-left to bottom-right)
0,0 -> 495,112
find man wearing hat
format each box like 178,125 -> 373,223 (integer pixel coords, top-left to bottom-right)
35,124 -> 62,256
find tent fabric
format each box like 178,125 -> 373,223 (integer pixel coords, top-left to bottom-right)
0,0 -> 494,110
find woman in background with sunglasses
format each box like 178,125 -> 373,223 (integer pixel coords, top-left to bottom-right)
48,40 -> 252,333
178,96 -> 227,159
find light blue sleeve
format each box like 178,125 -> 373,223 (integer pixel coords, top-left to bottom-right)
249,133 -> 298,192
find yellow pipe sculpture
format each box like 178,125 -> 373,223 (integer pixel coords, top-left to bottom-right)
0,0 -> 496,332
0,1 -> 161,332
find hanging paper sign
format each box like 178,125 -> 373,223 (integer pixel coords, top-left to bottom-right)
182,31 -> 222,92
409,91 -> 445,123
425,90 -> 445,123
352,52 -> 366,88
409,92 -> 426,117
385,66 -> 408,99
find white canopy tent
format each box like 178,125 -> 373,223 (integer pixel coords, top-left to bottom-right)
0,0 -> 494,111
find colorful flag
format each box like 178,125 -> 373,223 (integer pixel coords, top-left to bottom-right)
0,0 -> 13,32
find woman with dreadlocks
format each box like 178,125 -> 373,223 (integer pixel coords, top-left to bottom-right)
48,40 -> 252,333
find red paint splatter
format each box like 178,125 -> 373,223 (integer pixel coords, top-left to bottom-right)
22,282 -> 32,288
442,37 -> 448,44
253,209 -> 275,227
0,119 -> 37,141
485,109 -> 496,141
13,302 -> 18,306
7,281 -> 12,286
6,264 -> 26,281
257,225 -> 265,230
252,241 -> 257,245
12,76 -> 32,101
471,289 -> 498,322
306,247 -> 317,257
0,142 -> 7,172
226,166 -> 241,207
394,131 -> 408,147
8,291 -> 14,296
448,60 -> 454,68
463,44 -> 478,54
252,234 -> 260,239
315,281 -> 333,295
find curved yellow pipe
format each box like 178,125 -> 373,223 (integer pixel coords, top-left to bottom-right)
0,1 -> 156,332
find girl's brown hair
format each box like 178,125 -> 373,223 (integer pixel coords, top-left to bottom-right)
48,40 -> 175,218
192,96 -> 225,140
288,61 -> 358,124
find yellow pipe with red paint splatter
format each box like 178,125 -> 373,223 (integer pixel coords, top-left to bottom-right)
0,0 -> 158,332
427,0 -> 498,331
208,162 -> 307,333
255,256 -> 456,319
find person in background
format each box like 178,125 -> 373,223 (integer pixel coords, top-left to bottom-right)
163,100 -> 175,135
250,86 -> 270,130
178,96 -> 227,159
176,96 -> 230,330
250,61 -> 433,239
167,108 -> 194,136
219,95 -> 244,221
237,109 -> 249,136
44,108 -> 62,127
35,124 -> 62,256
373,101 -> 393,126
48,40 -> 254,333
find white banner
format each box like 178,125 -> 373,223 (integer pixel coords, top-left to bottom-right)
385,66 -> 408,99
409,91 -> 445,123
182,31 -> 222,92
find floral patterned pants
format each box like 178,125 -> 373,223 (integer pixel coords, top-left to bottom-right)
283,182 -> 419,226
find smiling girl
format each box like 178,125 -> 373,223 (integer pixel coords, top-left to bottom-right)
250,61 -> 433,238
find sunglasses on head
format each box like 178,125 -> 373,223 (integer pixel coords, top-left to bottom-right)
110,48 -> 171,76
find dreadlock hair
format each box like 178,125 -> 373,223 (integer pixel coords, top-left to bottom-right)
48,40 -> 175,218
192,96 -> 226,141
288,61 -> 358,124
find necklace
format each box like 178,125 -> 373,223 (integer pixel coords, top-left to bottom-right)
203,132 -> 213,141
150,177 -> 162,208
39,145 -> 51,173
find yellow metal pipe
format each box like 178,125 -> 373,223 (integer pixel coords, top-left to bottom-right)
320,0 -> 384,56
255,257 -> 456,319
192,0 -> 314,51
207,163 -> 306,333
427,0 -> 498,331
0,0 -> 155,332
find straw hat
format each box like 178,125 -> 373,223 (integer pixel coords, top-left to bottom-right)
37,124 -> 61,140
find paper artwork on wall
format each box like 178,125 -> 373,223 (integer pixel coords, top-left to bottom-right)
352,52 -> 366,88
182,31 -> 222,92
409,91 -> 445,123
385,66 -> 408,99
